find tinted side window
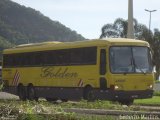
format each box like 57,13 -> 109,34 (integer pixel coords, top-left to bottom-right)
3,46 -> 97,67
56,50 -> 70,65
84,47 -> 97,64
70,48 -> 84,64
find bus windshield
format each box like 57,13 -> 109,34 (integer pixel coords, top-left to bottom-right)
110,46 -> 152,74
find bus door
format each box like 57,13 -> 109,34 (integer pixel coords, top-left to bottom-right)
99,48 -> 107,90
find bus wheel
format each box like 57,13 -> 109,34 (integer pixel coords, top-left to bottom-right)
61,99 -> 68,102
118,99 -> 134,106
83,86 -> 95,101
27,85 -> 36,101
18,84 -> 26,101
46,98 -> 57,102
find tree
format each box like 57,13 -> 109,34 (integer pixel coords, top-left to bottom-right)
152,29 -> 160,79
100,18 -> 149,39
100,18 -> 128,38
0,0 -> 85,45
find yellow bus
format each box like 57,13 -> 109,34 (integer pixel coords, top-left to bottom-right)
2,38 -> 154,104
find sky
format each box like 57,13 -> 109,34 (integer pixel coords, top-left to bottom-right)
11,0 -> 160,39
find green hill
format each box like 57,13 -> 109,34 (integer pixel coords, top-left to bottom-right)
0,0 -> 85,47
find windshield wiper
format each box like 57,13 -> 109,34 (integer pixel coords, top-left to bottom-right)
135,64 -> 146,74
133,58 -> 146,75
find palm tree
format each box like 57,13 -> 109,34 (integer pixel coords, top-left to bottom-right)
100,18 -> 150,40
100,18 -> 128,38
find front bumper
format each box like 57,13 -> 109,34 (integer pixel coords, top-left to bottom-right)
94,89 -> 154,100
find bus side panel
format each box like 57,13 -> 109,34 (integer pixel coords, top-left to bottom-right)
2,65 -> 100,98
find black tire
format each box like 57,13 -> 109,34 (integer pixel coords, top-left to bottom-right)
46,98 -> 57,102
61,99 -> 68,102
83,86 -> 95,101
118,99 -> 134,106
27,85 -> 36,101
17,84 -> 26,101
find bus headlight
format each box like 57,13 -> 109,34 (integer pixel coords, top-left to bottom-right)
115,85 -> 119,90
110,85 -> 122,90
148,84 -> 153,89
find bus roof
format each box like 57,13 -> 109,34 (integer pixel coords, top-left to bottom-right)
3,38 -> 149,54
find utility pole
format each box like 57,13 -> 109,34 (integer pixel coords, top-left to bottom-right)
145,9 -> 157,34
127,0 -> 134,39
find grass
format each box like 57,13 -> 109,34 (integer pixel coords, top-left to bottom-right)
0,100 -> 76,120
58,100 -> 122,110
0,97 -> 160,120
0,100 -> 117,120
0,93 -> 160,119
155,80 -> 160,83
134,96 -> 160,105
153,91 -> 160,96
2,98 -> 158,120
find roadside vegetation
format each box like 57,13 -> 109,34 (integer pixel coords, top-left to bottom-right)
0,100 -> 117,120
134,91 -> 160,105
155,80 -> 160,83
134,96 -> 160,105
0,95 -> 160,120
153,91 -> 160,96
